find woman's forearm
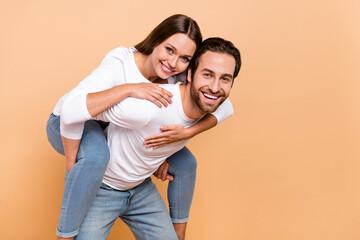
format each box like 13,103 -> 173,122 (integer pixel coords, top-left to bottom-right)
186,114 -> 218,139
86,82 -> 173,117
86,84 -> 132,117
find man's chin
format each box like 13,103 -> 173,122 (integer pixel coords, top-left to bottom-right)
199,103 -> 221,114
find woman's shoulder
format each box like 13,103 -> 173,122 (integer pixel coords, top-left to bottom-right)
103,46 -> 134,63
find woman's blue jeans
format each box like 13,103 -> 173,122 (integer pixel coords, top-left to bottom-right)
46,114 -> 197,238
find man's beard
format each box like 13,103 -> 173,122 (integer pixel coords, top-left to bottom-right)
190,81 -> 226,114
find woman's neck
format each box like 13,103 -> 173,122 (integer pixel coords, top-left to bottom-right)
133,52 -> 158,82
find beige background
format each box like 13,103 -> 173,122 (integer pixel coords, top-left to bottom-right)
1,0 -> 359,239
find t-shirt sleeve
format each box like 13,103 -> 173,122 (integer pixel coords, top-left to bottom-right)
94,97 -> 151,130
210,98 -> 234,125
60,47 -> 128,139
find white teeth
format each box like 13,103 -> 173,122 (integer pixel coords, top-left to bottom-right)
161,63 -> 173,73
203,92 -> 218,100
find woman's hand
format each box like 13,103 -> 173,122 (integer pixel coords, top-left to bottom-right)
153,160 -> 174,181
144,124 -> 191,149
127,83 -> 173,108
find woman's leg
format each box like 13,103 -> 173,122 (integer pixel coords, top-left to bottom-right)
166,146 -> 197,240
46,114 -> 110,238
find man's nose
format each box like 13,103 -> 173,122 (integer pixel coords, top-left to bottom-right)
209,79 -> 221,93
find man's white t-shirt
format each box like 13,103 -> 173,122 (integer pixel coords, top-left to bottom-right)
96,84 -> 196,190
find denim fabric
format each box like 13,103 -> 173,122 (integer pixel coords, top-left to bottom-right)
167,147 -> 197,223
46,113 -> 197,237
47,114 -> 110,238
75,178 -> 178,240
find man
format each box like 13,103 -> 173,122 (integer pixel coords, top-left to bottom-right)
74,37 -> 241,240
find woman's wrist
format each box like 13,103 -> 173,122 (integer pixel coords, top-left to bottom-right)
184,127 -> 195,140
117,84 -> 132,99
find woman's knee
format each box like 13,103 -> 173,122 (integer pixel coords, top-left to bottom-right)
77,120 -> 110,168
46,114 -> 65,155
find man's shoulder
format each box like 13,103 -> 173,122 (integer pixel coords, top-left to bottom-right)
157,84 -> 181,95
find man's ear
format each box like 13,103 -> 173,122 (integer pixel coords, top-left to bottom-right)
187,69 -> 192,83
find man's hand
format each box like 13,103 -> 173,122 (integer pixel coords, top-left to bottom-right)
153,160 -> 174,181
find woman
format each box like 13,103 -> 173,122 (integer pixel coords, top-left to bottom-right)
47,14 -> 233,240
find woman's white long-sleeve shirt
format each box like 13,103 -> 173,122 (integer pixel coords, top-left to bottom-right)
52,47 -> 234,139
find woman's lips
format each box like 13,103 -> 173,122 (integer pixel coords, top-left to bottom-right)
161,62 -> 175,74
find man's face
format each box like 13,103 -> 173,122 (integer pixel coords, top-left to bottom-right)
189,51 -> 235,114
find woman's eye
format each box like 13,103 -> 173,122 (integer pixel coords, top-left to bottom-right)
180,57 -> 189,62
166,47 -> 173,53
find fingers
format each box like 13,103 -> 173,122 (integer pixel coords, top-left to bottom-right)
153,169 -> 159,178
160,125 -> 174,131
156,86 -> 173,104
131,83 -> 173,108
153,144 -> 167,149
166,174 -> 174,181
144,137 -> 168,145
145,132 -> 168,141
153,162 -> 173,181
161,162 -> 169,181
148,85 -> 173,107
156,162 -> 166,180
144,125 -> 174,141
147,142 -> 168,149
148,96 -> 164,108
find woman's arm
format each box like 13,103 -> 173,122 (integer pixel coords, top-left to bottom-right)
62,83 -> 173,171
86,83 -> 173,117
143,114 -> 217,149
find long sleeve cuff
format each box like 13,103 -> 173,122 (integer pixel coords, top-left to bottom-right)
60,94 -> 93,139
210,98 -> 234,125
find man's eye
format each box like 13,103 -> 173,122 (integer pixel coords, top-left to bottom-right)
166,47 -> 173,53
222,77 -> 232,83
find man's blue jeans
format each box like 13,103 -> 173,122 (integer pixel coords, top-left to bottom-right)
75,178 -> 178,240
46,114 -> 196,238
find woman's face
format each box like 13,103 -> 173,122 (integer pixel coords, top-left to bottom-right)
149,33 -> 197,79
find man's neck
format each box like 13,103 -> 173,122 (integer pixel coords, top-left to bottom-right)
179,84 -> 204,120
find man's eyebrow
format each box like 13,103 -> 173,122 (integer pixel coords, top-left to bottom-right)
166,43 -> 193,58
222,73 -> 234,79
201,68 -> 215,74
201,68 -> 233,78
